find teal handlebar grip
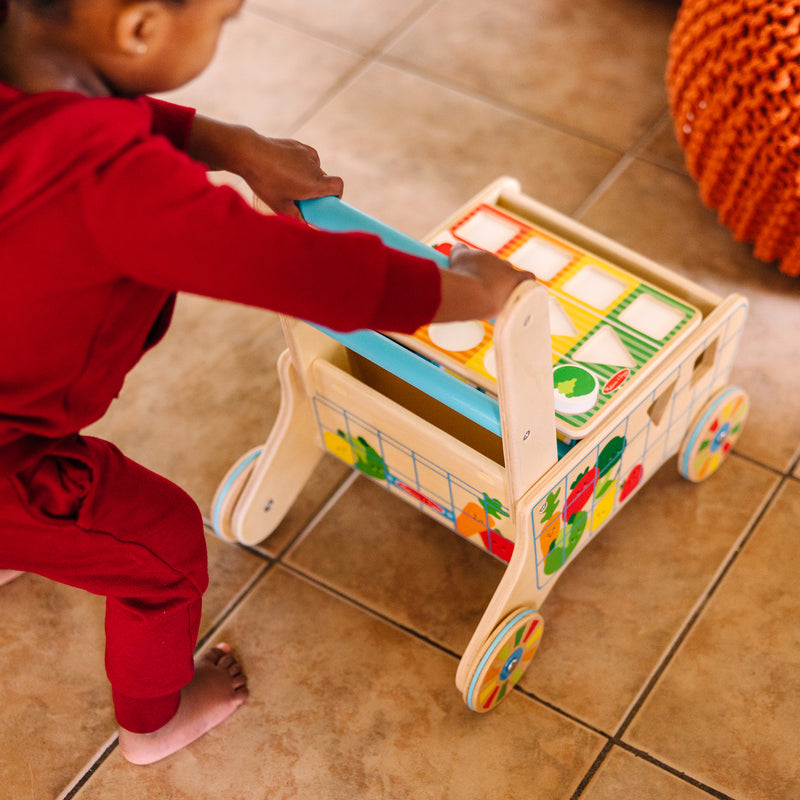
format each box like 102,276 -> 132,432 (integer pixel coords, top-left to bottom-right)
297,196 -> 450,268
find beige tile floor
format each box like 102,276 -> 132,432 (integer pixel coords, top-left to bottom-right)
3,1 -> 800,798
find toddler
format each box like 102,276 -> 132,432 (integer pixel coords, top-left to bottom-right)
0,0 -> 531,765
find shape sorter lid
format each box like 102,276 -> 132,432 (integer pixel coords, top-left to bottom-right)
390,200 -> 703,439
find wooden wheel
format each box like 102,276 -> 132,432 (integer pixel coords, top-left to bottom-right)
464,609 -> 543,713
678,386 -> 748,482
210,447 -> 262,540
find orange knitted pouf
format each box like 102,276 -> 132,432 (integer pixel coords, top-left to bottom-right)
667,0 -> 800,276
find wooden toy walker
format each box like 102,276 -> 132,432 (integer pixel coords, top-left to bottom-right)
212,178 -> 749,712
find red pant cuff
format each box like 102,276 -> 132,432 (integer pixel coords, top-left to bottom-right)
112,688 -> 181,734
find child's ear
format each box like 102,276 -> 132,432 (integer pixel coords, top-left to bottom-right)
113,1 -> 168,56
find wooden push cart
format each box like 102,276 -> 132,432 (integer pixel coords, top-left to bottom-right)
212,178 -> 749,712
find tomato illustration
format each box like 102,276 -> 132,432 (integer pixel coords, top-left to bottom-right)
479,528 -> 515,563
565,467 -> 598,517
619,464 -> 643,502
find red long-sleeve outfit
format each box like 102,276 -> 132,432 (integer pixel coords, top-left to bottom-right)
0,83 -> 441,732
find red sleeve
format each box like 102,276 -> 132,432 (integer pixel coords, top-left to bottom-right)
140,97 -> 196,151
79,138 -> 441,333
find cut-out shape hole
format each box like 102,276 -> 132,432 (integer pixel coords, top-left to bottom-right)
428,320 -> 485,352
482,346 -> 497,378
511,238 -> 572,280
562,265 -> 626,309
647,378 -> 678,426
549,297 -> 578,337
690,338 -> 718,387
454,211 -> 520,252
573,326 -> 635,369
618,294 -> 685,340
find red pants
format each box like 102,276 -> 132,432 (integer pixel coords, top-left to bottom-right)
0,435 -> 208,733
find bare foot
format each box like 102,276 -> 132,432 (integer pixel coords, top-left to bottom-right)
0,570 -> 23,586
118,643 -> 248,765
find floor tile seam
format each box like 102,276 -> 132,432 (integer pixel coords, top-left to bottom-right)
246,2 -> 444,138
195,560 -> 276,652
572,105 -> 674,219
54,558 -> 275,799
243,5 -> 369,56
270,469 -> 360,563
570,739 -> 739,800
733,448 -> 794,479
610,471 -> 788,741
245,0 -> 441,60
57,736 -> 119,800
276,558 -> 463,660
277,561 -> 613,741
373,54 -> 629,155
286,57 -> 378,137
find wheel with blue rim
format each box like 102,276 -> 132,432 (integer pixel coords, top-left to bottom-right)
678,386 -> 748,482
464,609 -> 544,713
210,447 -> 263,541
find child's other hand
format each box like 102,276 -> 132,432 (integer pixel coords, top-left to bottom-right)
242,136 -> 344,220
186,117 -> 343,220
433,244 -> 534,323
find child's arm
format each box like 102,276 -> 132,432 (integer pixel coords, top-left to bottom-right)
183,115 -> 533,320
186,115 -> 343,220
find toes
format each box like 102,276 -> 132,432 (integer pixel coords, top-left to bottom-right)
232,673 -> 248,691
203,644 -> 246,687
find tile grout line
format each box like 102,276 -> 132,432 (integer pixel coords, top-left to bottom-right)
613,469 -> 787,740
376,52 -> 629,156
570,469 -> 788,799
282,0 -> 445,138
572,106 -> 673,221
56,471 -> 357,798
272,469 -> 360,561
570,739 -> 740,800
280,546 -> 613,740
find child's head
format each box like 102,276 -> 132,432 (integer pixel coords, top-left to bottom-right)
1,0 -> 244,96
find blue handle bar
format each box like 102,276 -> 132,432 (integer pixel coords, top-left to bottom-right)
297,196 -> 450,268
296,195 -> 502,437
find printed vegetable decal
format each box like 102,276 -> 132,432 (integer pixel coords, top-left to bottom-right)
544,511 -> 587,574
537,488 -> 563,557
323,430 -> 356,465
619,464 -> 643,502
598,436 -> 625,477
566,467 -> 598,518
592,479 -> 617,528
540,488 -> 561,522
538,514 -> 561,557
456,494 -> 513,562
553,364 -> 599,415
591,436 -> 626,528
479,528 -> 514,563
391,478 -> 445,515
324,430 -> 386,479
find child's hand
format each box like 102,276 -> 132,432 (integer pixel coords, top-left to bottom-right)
433,244 -> 534,323
186,116 -> 343,219
241,136 -> 344,220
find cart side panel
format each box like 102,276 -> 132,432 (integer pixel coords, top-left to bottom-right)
527,296 -> 749,591
310,360 -> 517,561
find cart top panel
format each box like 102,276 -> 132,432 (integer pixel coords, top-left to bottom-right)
394,201 -> 702,438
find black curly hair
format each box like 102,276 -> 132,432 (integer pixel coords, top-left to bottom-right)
1,0 -> 72,24
1,0 -> 186,26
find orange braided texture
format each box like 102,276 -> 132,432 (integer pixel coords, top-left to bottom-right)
667,0 -> 800,275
